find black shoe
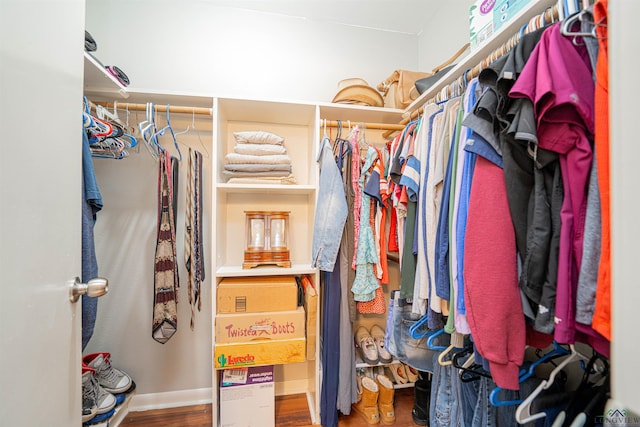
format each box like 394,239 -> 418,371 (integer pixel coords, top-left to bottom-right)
412,373 -> 431,426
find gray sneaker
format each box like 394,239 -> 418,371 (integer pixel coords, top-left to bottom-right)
84,353 -> 132,394
84,366 -> 116,415
82,368 -> 98,422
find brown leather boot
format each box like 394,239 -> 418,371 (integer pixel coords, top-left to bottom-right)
353,376 -> 380,425
376,374 -> 395,425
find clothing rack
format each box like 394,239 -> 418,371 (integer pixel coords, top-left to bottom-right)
94,101 -> 213,116
320,119 -> 406,132
382,1 -> 560,139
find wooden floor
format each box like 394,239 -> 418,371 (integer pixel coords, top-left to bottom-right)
120,388 -> 421,426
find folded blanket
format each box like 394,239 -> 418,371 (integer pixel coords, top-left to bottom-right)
234,130 -> 284,145
224,163 -> 292,173
223,170 -> 292,178
234,143 -> 286,156
224,152 -> 291,165
227,175 -> 297,185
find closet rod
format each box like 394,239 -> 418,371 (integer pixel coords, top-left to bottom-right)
94,101 -> 213,116
320,120 -> 406,132
382,3 -> 560,139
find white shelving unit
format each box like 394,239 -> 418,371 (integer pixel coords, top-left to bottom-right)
212,97 -> 322,425
211,98 -> 405,426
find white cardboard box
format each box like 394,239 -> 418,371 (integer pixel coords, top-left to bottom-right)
470,0 -> 534,50
219,365 -> 275,427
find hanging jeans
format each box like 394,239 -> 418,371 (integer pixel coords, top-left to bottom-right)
312,136 -> 348,272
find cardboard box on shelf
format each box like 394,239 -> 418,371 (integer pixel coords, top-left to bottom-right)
216,306 -> 305,344
217,275 -> 298,314
220,365 -> 274,427
214,338 -> 306,369
469,0 -> 533,50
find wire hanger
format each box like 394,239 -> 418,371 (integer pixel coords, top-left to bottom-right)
152,105 -> 183,161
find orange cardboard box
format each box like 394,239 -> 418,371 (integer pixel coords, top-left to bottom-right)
214,338 -> 306,369
217,276 -> 298,314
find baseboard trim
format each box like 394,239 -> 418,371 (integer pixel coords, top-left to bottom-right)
129,381 -> 309,412
274,379 -> 309,396
129,388 -> 212,412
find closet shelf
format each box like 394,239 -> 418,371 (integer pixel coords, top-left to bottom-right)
216,183 -> 316,195
83,52 -> 129,99
405,0 -> 556,115
215,263 -> 317,278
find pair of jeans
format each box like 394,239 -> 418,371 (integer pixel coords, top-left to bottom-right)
388,292 -> 441,373
430,351 -> 463,427
312,136 -> 348,272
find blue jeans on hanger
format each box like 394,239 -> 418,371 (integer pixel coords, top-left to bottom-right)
312,136 -> 348,272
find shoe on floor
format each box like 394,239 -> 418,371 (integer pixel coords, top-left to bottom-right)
405,364 -> 419,382
355,326 -> 379,365
370,325 -> 393,364
352,376 -> 380,425
84,352 -> 133,394
83,364 -> 116,415
388,362 -> 408,384
82,368 -> 98,423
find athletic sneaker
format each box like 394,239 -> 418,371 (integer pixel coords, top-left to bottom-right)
83,364 -> 116,415
82,368 -> 98,422
84,352 -> 132,394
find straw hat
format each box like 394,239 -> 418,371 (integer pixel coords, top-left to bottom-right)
332,78 -> 384,107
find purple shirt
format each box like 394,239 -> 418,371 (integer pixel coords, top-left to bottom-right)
510,23 -> 608,357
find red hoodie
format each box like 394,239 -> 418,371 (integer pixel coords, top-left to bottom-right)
464,156 -> 525,390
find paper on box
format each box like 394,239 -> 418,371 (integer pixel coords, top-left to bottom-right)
216,307 -> 305,344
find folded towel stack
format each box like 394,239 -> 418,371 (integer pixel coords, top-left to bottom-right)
224,131 -> 296,183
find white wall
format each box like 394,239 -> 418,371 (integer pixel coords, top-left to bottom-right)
417,1 -> 474,72
85,0 -> 420,103
610,0 -> 640,415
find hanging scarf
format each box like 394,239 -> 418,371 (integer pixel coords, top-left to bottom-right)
153,151 -> 179,344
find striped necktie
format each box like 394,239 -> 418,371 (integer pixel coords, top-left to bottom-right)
153,151 -> 179,343
185,148 -> 205,329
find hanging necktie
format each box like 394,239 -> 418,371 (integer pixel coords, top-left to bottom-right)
185,148 -> 205,329
153,151 -> 179,344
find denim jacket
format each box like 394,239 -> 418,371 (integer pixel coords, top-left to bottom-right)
312,136 -> 348,272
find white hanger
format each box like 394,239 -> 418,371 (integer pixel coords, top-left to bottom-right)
515,344 -> 591,424
437,344 -> 458,366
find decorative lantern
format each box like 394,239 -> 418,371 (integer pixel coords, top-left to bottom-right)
243,211 -> 291,269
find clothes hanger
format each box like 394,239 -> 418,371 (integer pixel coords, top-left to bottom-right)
515,344 -> 594,424
152,105 -> 183,161
561,10 -> 596,41
426,328 -> 448,351
438,342 -> 464,366
490,342 -> 571,407
549,353 -> 610,427
451,342 -> 492,382
139,103 -> 161,160
408,314 -> 433,339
